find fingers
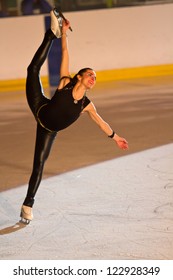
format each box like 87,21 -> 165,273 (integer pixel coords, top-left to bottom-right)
64,19 -> 70,25
117,139 -> 129,150
62,19 -> 72,31
62,19 -> 69,27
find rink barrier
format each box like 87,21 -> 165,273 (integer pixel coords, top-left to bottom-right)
0,63 -> 173,92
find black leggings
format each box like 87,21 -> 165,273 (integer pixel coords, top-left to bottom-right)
23,29 -> 57,207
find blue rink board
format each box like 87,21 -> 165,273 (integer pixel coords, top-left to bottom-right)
44,15 -> 61,87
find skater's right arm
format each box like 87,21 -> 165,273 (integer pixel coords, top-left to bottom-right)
58,20 -> 71,89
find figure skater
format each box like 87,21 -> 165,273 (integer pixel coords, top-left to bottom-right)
20,8 -> 128,223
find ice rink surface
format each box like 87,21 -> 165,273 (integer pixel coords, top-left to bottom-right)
0,143 -> 173,260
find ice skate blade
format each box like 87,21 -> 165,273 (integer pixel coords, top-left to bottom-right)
19,217 -> 31,225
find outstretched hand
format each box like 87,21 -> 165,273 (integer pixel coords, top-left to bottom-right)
114,135 -> 129,150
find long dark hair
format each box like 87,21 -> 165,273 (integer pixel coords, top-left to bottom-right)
61,67 -> 93,88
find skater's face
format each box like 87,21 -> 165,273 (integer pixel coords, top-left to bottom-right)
78,70 -> 96,89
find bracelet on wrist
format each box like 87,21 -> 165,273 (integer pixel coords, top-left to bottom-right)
108,131 -> 115,138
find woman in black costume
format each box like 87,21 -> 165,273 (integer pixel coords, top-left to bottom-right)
20,8 -> 128,223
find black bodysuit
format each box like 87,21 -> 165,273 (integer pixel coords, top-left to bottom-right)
38,86 -> 90,132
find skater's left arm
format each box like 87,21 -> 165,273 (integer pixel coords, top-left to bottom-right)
83,102 -> 129,150
58,20 -> 71,89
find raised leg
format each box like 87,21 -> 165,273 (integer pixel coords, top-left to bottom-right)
26,29 -> 56,117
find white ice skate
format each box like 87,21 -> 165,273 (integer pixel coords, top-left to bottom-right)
53,8 -> 73,32
20,205 -> 33,224
50,8 -> 63,38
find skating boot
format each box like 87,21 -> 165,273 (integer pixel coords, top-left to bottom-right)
53,8 -> 73,32
50,8 -> 63,38
20,205 -> 33,224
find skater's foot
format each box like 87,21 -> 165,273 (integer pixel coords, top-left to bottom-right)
20,205 -> 33,224
50,8 -> 62,38
54,8 -> 73,32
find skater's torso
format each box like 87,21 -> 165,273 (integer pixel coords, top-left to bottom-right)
37,86 -> 90,132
